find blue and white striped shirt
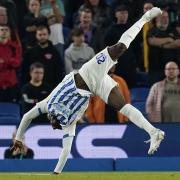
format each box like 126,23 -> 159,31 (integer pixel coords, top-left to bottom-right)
47,72 -> 91,126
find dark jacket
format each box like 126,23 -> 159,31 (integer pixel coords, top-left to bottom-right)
22,41 -> 65,89
24,12 -> 48,47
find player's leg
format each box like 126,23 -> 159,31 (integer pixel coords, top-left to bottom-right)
97,75 -> 164,155
108,86 -> 165,155
108,86 -> 155,133
108,7 -> 162,60
53,123 -> 76,173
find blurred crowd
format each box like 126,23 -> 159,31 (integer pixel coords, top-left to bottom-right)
0,0 -> 180,124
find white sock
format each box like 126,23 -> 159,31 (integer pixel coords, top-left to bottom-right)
119,17 -> 147,48
120,104 -> 156,135
54,136 -> 74,173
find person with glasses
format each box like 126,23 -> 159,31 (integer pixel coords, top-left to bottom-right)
146,61 -> 180,122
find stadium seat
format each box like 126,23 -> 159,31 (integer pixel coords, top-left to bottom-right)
130,87 -> 150,102
136,71 -> 149,87
132,101 -> 147,118
0,103 -> 20,125
0,117 -> 20,125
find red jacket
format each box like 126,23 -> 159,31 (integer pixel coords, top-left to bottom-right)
0,41 -> 21,88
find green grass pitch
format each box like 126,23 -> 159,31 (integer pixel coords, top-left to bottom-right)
1,172 -> 180,180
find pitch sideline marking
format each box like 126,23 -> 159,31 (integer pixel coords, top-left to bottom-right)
12,173 -> 50,176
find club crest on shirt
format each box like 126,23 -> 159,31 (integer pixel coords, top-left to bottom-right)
44,53 -> 53,60
96,53 -> 106,64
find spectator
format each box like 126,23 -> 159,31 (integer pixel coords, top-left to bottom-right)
77,0 -> 111,52
156,0 -> 179,24
0,2 -> 21,45
146,61 -> 180,122
75,8 -> 100,52
77,8 -> 94,44
24,0 -> 48,48
4,129 -> 34,159
63,0 -> 84,28
174,20 -> 180,62
65,28 -> 94,74
0,6 -> 8,24
40,0 -> 65,18
147,9 -> 180,85
0,0 -> 17,29
147,10 -> 177,85
104,5 -> 129,46
86,65 -> 131,123
21,62 -> 50,123
22,25 -> 65,90
104,5 -> 138,88
40,0 -> 65,62
78,0 -> 111,29
0,24 -> 21,102
12,0 -> 28,40
110,0 -> 145,24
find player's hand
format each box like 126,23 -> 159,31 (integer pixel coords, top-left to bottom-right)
11,140 -> 24,154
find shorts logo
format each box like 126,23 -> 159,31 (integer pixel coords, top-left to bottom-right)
96,53 -> 106,64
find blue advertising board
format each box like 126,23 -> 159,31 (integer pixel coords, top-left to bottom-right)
0,124 -> 179,159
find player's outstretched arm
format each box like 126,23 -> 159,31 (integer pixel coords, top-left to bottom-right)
15,105 -> 43,142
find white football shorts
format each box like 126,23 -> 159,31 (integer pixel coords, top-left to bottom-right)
79,47 -> 118,103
